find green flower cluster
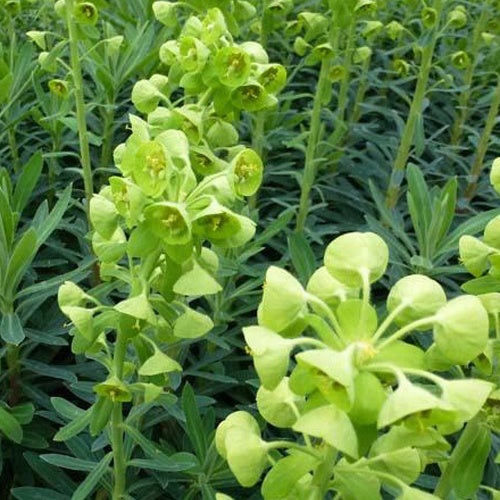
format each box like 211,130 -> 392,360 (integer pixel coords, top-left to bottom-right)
216,231 -> 498,498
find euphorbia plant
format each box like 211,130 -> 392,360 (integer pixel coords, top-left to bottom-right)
216,231 -> 499,498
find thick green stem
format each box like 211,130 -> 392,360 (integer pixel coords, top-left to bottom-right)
385,4 -> 443,209
248,111 -> 266,210
351,55 -> 372,124
111,331 -> 127,499
463,74 -> 500,202
296,58 -> 332,232
99,105 -> 116,173
310,446 -> 337,499
65,0 -> 94,225
449,7 -> 489,146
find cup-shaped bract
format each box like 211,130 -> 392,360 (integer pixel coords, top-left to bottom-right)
239,41 -> 269,64
433,296 -> 489,365
255,63 -> 287,94
243,326 -> 295,390
215,411 -> 261,459
191,201 -> 242,243
231,148 -> 263,197
363,20 -> 383,39
256,378 -> 303,428
306,266 -> 358,309
201,8 -> 228,45
386,274 -> 446,327
329,65 -> 347,83
131,140 -> 170,197
324,232 -> 389,287
490,157 -> 500,195
447,6 -> 467,29
421,7 -> 438,28
214,46 -> 252,88
484,215 -> 500,250
206,120 -> 239,148
354,0 -> 377,17
144,202 -> 191,245
451,51 -> 470,70
94,376 -> 132,402
179,36 -> 209,73
48,79 -> 69,98
74,2 -> 98,25
90,193 -> 119,239
353,46 -> 372,64
159,40 -> 179,67
138,347 -> 182,376
231,82 -> 277,112
152,1 -> 177,27
393,58 -> 411,77
257,266 -> 306,334
132,79 -> 163,114
385,20 -> 404,40
459,235 -> 495,277
109,177 -> 146,226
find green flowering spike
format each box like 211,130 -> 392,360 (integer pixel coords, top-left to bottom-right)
200,8 -> 228,45
138,347 -> 182,376
371,341 -> 425,370
433,295 -> 489,365
447,6 -> 467,29
231,82 -> 277,112
459,235 -> 495,277
377,377 -> 450,428
451,51 -> 470,70
324,232 -> 389,287
354,0 -> 377,16
89,193 -> 118,239
215,411 -> 261,459
48,79 -> 69,98
256,63 -> 287,94
214,46 -> 251,88
337,299 -> 378,341
292,405 -> 359,458
243,326 -> 295,390
231,148 -> 263,197
257,266 -> 306,334
439,379 -> 493,421
387,274 -> 446,328
256,377 -> 304,428
421,7 -> 438,29
484,215 -> 500,249
131,140 -> 169,197
114,293 -> 156,325
354,46 -> 372,64
239,41 -> 268,64
144,202 -> 191,245
490,157 -> 500,194
363,21 -> 383,39
152,1 -> 176,27
179,36 -> 209,73
74,2 -> 98,26
307,266 -> 358,309
393,59 -> 411,77
349,372 -> 386,425
385,20 -> 405,40
94,376 -> 132,402
92,227 -> 127,264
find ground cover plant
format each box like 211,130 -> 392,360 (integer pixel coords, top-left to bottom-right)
0,0 -> 499,499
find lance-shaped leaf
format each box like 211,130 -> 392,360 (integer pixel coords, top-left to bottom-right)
256,377 -> 304,428
292,405 -> 358,458
378,377 -> 450,428
214,46 -> 251,88
257,266 -> 306,334
131,140 -> 170,197
324,232 -> 389,287
243,326 -> 295,390
144,202 -> 191,245
138,346 -> 182,376
231,148 -> 263,197
433,295 -> 489,365
387,274 -> 446,327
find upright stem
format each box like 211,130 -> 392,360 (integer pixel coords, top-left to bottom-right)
65,0 -> 94,225
463,74 -> 500,202
296,57 -> 332,232
99,105 -> 116,174
7,344 -> 20,407
248,111 -> 266,210
449,6 -> 489,146
111,331 -> 127,500
385,3 -> 443,209
351,54 -> 372,124
310,446 -> 337,499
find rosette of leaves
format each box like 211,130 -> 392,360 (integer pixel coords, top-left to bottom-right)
152,6 -> 286,117
216,231 -> 499,498
56,76 -> 265,496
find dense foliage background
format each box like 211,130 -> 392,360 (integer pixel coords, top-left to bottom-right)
0,0 -> 499,498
